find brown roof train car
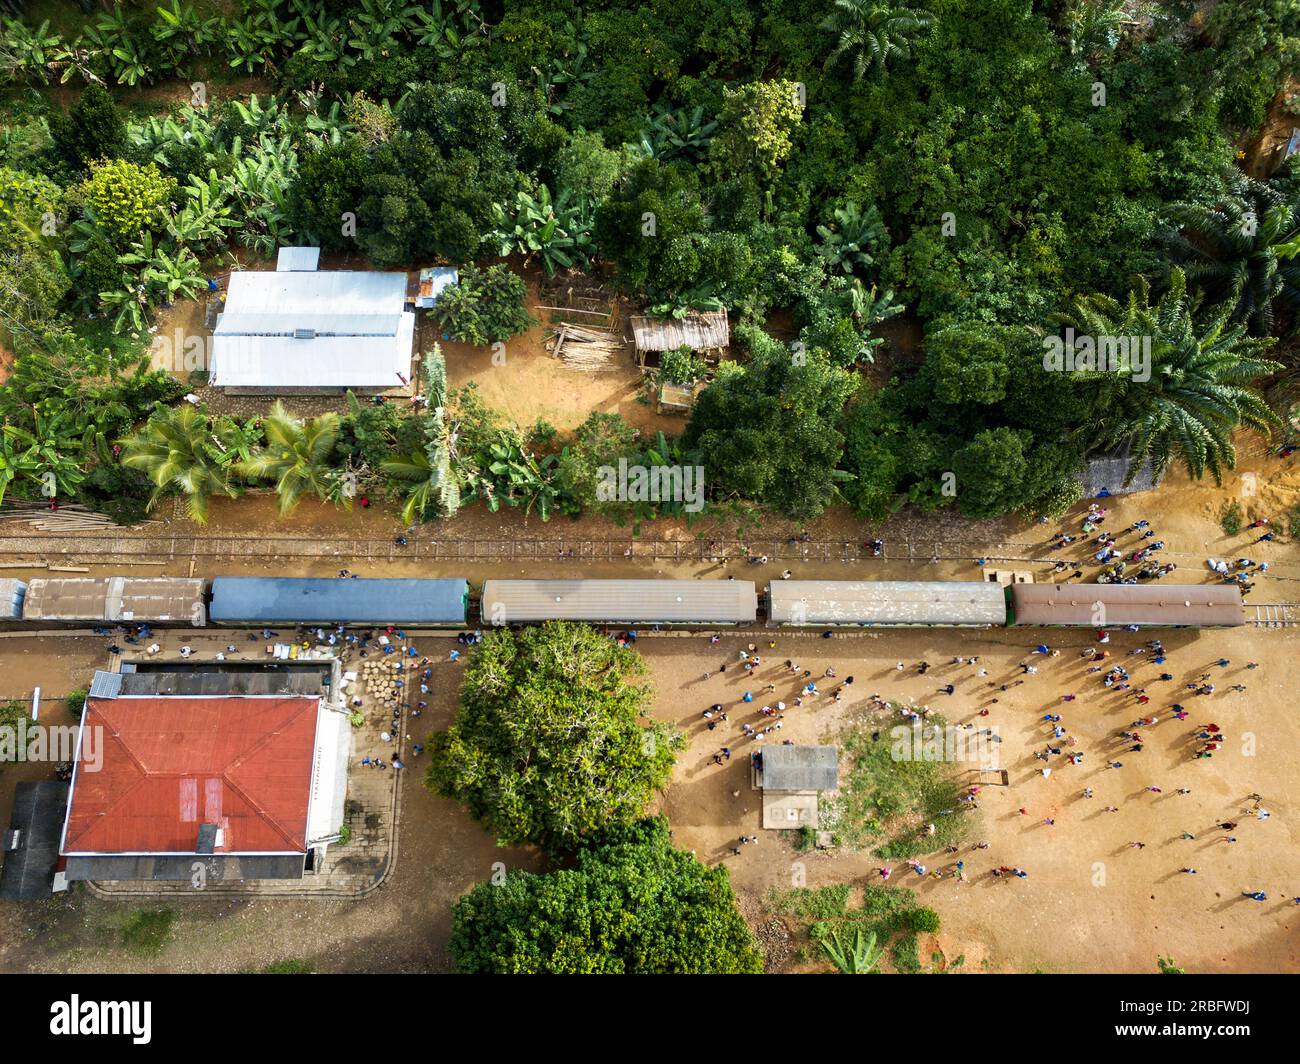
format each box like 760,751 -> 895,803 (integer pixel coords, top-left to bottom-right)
1009,583 -> 1244,628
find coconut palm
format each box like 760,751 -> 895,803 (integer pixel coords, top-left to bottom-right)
236,401 -> 342,516
820,926 -> 884,974
1157,170 -> 1300,337
1053,269 -> 1282,485
119,403 -> 239,524
821,0 -> 933,81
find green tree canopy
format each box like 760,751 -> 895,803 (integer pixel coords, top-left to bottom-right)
450,817 -> 764,974
426,622 -> 683,854
684,323 -> 859,519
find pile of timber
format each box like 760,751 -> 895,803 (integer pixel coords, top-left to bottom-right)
0,502 -> 150,533
546,323 -> 626,370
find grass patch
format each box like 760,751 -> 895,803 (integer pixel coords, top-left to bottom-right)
765,884 -> 851,921
1287,502 -> 1300,540
119,909 -> 175,957
824,707 -> 977,858
769,883 -> 951,974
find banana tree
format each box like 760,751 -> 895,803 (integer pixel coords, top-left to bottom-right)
0,17 -> 61,83
169,171 -> 238,250
3,408 -> 88,499
816,201 -> 889,275
49,39 -> 100,85
490,185 -> 594,275
87,10 -> 153,86
210,416 -> 263,469
296,10 -> 349,66
99,283 -> 151,336
118,232 -> 207,306
632,103 -> 718,163
153,0 -> 221,64
345,0 -> 410,63
0,432 -> 42,506
381,348 -> 463,523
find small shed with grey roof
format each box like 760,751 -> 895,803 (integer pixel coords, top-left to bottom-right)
481,579 -> 757,626
1080,444 -> 1159,498
768,580 -> 1007,627
755,745 -> 839,830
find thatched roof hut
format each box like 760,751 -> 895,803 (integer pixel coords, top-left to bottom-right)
630,310 -> 729,367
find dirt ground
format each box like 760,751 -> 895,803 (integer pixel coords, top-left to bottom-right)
643,625 -> 1300,974
1,617 -> 1296,974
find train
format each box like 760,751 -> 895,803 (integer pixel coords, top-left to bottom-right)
0,575 -> 1247,630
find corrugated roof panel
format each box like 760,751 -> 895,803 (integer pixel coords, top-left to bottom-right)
760,745 -> 839,791
89,671 -> 122,699
210,270 -> 414,389
64,695 -> 320,855
211,313 -> 414,389
482,579 -> 757,625
768,581 -> 1006,626
208,577 -> 468,625
22,577 -> 204,623
215,313 -> 401,337
1010,584 -> 1245,627
276,246 -> 320,272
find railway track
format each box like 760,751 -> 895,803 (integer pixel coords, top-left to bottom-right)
1250,603 -> 1300,627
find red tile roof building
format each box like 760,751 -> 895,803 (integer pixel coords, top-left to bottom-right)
64,695 -> 321,856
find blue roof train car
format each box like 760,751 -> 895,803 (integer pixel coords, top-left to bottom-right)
208,577 -> 469,627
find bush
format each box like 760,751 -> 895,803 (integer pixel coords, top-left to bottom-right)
47,84 -> 126,174
80,158 -> 175,245
433,263 -> 536,346
1220,499 -> 1244,536
659,345 -> 707,386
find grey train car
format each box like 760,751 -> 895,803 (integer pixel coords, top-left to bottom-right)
767,580 -> 1007,627
481,579 -> 758,627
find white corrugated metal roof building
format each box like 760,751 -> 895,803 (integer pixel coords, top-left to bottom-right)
210,263 -> 415,393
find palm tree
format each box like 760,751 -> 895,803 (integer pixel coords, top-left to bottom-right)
820,0 -> 933,81
1053,269 -> 1282,485
1064,0 -> 1128,60
236,401 -> 342,516
1157,170 -> 1300,337
820,926 -> 884,973
119,403 -> 239,524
